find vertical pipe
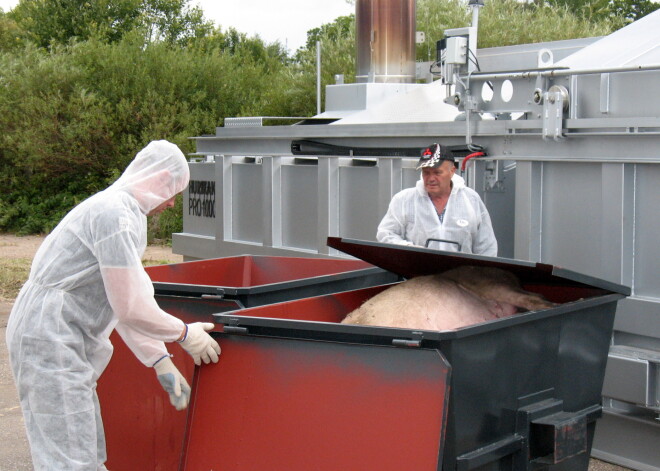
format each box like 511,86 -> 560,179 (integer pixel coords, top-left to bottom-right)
317,41 -> 322,114
471,1 -> 480,32
468,0 -> 482,74
356,0 -> 416,83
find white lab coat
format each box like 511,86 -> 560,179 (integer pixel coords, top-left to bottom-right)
6,140 -> 189,470
377,174 -> 497,256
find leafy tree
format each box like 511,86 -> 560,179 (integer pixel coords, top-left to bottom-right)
607,0 -> 659,21
415,0 -> 471,61
0,10 -> 28,52
540,0 -> 659,23
139,0 -> 213,44
9,0 -> 213,48
416,0 -> 620,56
261,14 -> 356,119
209,27 -> 289,66
0,33 -> 288,233
303,14 -> 353,51
544,0 -> 611,20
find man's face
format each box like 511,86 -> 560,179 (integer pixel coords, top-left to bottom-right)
422,161 -> 455,197
147,195 -> 177,216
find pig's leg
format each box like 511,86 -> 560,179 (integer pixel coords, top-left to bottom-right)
478,284 -> 555,312
499,288 -> 555,311
484,299 -> 518,318
441,266 -> 555,311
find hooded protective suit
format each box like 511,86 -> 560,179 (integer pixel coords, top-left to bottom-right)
377,174 -> 497,256
6,140 -> 191,470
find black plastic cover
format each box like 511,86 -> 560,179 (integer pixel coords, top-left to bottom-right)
326,237 -> 630,295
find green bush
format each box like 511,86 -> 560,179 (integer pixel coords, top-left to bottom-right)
0,33 -> 288,237
147,194 -> 184,244
415,0 -> 619,60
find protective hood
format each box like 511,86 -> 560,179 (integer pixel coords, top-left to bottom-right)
110,140 -> 190,214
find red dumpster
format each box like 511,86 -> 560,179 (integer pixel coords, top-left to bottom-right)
145,254 -> 397,306
98,254 -> 396,471
97,296 -> 234,471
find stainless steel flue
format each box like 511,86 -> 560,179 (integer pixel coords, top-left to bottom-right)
356,0 -> 416,83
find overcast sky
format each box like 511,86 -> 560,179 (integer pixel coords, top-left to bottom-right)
0,0 -> 355,51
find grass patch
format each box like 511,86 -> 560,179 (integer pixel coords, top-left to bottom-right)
0,258 -> 31,300
0,253 -> 175,301
142,258 -> 176,267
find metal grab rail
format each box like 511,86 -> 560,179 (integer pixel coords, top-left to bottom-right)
425,238 -> 462,251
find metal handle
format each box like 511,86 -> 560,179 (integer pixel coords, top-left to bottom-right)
425,238 -> 462,251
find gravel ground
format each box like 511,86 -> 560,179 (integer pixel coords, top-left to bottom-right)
0,234 -> 633,471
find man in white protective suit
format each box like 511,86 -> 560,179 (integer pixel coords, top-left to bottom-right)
6,140 -> 221,471
377,143 -> 497,256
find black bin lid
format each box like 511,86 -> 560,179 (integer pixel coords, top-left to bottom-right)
327,237 -> 630,296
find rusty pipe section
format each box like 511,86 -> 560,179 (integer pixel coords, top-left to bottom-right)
356,0 -> 416,83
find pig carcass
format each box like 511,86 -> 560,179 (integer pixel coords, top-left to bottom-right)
341,266 -> 555,330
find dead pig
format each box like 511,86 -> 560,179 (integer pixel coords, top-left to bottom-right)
341,266 -> 555,331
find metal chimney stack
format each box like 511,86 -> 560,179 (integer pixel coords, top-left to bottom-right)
356,0 -> 417,83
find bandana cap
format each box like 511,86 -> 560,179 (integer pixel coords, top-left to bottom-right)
416,143 -> 454,170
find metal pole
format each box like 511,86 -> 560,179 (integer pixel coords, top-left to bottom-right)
468,0 -> 483,75
317,41 -> 322,115
469,62 -> 660,82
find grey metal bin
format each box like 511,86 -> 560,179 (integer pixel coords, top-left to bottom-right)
181,238 -> 630,471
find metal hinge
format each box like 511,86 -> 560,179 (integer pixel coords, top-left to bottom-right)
223,325 -> 249,335
542,85 -> 569,141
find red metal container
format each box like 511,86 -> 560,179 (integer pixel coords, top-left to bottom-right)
145,255 -> 396,307
183,329 -> 450,470
98,254 -> 396,471
98,297 -> 232,471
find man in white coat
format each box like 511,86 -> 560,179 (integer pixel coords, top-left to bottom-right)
377,143 -> 497,256
6,140 -> 220,470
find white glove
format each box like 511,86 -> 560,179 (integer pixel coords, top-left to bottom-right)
153,356 -> 191,411
178,322 -> 221,365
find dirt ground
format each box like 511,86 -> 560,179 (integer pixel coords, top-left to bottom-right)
0,235 -> 631,471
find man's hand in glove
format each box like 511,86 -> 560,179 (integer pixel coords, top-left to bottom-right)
177,322 -> 221,365
153,356 -> 191,411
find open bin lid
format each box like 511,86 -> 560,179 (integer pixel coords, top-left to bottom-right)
327,237 -> 631,296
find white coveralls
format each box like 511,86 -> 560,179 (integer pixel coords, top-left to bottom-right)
377,174 -> 498,256
6,140 -> 190,470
